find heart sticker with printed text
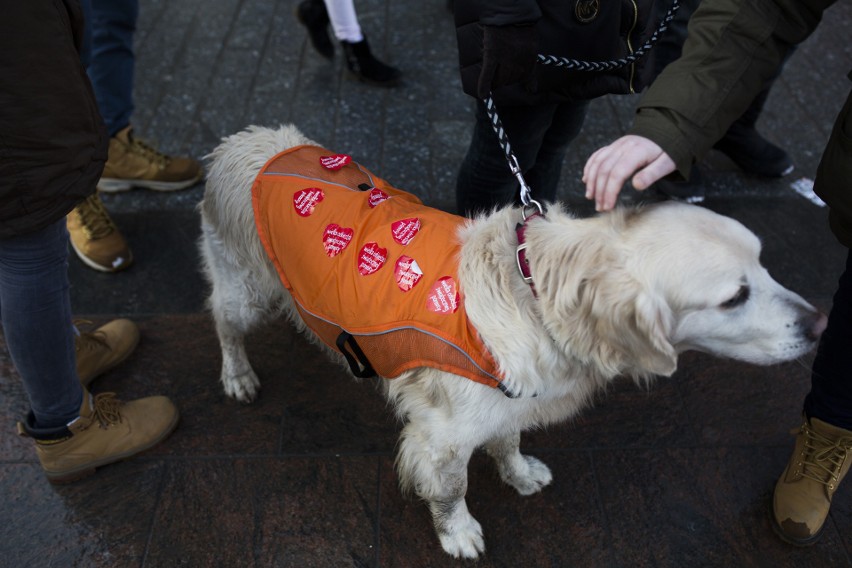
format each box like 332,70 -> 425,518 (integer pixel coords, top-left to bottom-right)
293,188 -> 324,217
426,276 -> 459,315
357,242 -> 388,276
368,188 -> 390,208
322,224 -> 354,257
319,154 -> 351,170
391,218 -> 421,246
395,255 -> 423,292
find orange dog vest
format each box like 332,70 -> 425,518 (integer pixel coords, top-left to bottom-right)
252,145 -> 509,392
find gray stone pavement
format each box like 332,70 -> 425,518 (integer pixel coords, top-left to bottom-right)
2,1 -> 852,566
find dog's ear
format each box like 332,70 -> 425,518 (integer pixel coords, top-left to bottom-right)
535,230 -> 677,378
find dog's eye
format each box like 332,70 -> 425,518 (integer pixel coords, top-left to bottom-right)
720,285 -> 750,309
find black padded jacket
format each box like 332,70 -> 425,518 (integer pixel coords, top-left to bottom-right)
0,0 -> 108,238
454,0 -> 662,106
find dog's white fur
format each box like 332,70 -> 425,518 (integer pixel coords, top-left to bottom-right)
199,125 -> 826,558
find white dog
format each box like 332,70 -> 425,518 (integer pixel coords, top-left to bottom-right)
199,124 -> 826,559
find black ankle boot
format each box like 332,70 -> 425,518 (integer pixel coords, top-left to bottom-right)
712,83 -> 794,177
341,38 -> 402,87
713,123 -> 794,177
296,0 -> 334,59
652,167 -> 705,204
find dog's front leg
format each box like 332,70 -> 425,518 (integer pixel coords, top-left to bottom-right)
397,423 -> 484,559
210,306 -> 262,403
484,431 -> 552,496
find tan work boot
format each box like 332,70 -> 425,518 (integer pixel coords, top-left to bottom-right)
75,319 -> 140,387
67,192 -> 133,272
18,389 -> 179,483
772,416 -> 852,545
98,126 -> 202,192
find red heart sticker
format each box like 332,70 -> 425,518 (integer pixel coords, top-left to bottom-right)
426,276 -> 459,314
368,188 -> 390,208
357,242 -> 387,276
293,188 -> 324,217
395,255 -> 423,292
391,218 -> 421,246
319,154 -> 351,170
322,224 -> 354,257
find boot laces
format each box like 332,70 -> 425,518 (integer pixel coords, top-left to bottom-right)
92,393 -> 123,428
74,319 -> 111,355
127,131 -> 171,168
75,194 -> 117,240
799,423 -> 852,489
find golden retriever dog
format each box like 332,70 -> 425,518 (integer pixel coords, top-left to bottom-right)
199,124 -> 826,559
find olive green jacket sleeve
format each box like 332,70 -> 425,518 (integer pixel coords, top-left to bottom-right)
629,0 -> 834,179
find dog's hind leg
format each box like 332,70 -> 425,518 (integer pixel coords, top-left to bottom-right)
201,222 -> 278,403
396,422 -> 484,559
484,431 -> 552,496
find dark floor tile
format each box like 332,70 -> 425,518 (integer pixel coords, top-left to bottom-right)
675,351 -> 815,446
0,461 -> 164,568
596,447 -> 852,567
523,374 -> 696,450
145,457 -> 380,567
69,209 -> 207,315
827,489 -> 852,563
378,453 -> 614,567
248,327 -> 400,456
0,356 -> 32,461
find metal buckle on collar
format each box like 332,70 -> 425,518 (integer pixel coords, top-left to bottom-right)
516,242 -> 533,285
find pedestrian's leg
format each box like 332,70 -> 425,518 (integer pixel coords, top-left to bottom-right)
88,0 -> 138,136
773,249 -> 852,545
523,100 -> 589,204
804,250 -> 852,427
455,101 -> 559,216
0,220 -> 82,429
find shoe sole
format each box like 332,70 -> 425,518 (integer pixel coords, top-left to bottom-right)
98,174 -> 202,193
69,239 -> 134,273
44,410 -> 180,484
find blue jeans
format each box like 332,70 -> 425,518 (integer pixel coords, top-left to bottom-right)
805,249 -> 852,430
0,220 -> 82,430
455,99 -> 589,216
80,0 -> 138,137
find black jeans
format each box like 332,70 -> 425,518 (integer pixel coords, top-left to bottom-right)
455,99 -> 589,217
805,249 -> 852,430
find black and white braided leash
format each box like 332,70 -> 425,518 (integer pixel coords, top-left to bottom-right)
484,0 -> 681,213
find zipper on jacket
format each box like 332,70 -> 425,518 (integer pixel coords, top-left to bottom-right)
627,0 -> 639,93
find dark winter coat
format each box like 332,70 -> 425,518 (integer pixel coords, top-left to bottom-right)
454,0 -> 662,106
629,0 -> 852,246
0,1 -> 107,238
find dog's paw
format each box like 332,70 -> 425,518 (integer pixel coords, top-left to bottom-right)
438,516 -> 485,559
222,370 -> 261,403
502,454 -> 552,496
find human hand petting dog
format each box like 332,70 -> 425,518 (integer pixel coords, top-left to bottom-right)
583,134 -> 678,212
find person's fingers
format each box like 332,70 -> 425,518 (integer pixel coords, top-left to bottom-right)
630,153 -> 677,190
583,136 -> 677,211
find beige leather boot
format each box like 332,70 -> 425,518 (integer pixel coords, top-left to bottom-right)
75,319 -> 140,387
18,389 -> 179,483
98,126 -> 202,192
66,192 -> 133,272
772,416 -> 852,545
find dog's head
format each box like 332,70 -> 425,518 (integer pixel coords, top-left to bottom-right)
528,202 -> 826,379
